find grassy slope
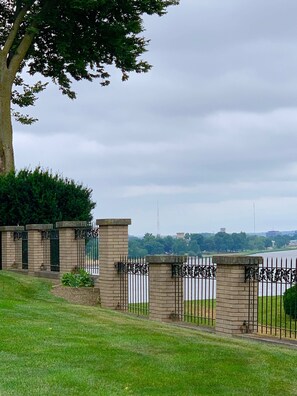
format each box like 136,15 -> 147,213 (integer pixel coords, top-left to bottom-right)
0,271 -> 297,396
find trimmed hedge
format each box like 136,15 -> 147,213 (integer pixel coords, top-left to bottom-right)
0,167 -> 95,225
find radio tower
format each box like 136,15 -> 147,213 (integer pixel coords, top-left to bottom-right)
157,201 -> 160,237
253,202 -> 256,234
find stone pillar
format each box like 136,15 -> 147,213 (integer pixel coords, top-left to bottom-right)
213,255 -> 262,335
26,224 -> 53,275
148,255 -> 185,323
0,226 -> 24,270
96,218 -> 131,309
56,221 -> 87,275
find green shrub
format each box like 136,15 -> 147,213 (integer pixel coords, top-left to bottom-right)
283,285 -> 297,319
61,269 -> 94,288
0,167 -> 95,225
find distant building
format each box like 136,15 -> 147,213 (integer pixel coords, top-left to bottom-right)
266,230 -> 280,238
176,232 -> 185,239
289,240 -> 297,247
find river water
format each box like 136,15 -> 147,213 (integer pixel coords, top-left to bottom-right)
252,249 -> 297,260
126,251 -> 297,303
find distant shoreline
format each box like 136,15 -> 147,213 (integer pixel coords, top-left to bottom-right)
203,247 -> 297,257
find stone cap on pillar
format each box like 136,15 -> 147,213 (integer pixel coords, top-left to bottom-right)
56,221 -> 87,229
26,224 -> 53,231
0,225 -> 25,232
96,218 -> 131,226
146,255 -> 187,264
212,255 -> 263,266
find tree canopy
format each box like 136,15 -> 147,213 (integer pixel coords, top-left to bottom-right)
0,0 -> 178,173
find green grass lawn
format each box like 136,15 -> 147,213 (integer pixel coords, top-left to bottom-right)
258,296 -> 297,338
128,300 -> 216,327
1,271 -> 297,395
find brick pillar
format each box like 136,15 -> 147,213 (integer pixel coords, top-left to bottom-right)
96,218 -> 131,309
0,226 -> 24,270
213,255 -> 262,335
26,224 -> 53,275
148,255 -> 185,323
56,221 -> 87,275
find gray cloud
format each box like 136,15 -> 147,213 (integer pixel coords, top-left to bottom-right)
13,0 -> 297,235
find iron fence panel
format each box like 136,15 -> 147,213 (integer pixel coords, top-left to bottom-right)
117,257 -> 149,316
172,256 -> 216,328
75,226 -> 99,275
14,231 -> 28,270
41,230 -> 60,272
245,257 -> 297,340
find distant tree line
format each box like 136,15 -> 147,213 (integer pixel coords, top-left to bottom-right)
128,232 -> 297,257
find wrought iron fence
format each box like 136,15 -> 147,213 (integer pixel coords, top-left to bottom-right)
14,231 -> 28,270
41,230 -> 60,272
117,256 -> 149,316
245,257 -> 297,340
75,225 -> 99,275
172,256 -> 216,327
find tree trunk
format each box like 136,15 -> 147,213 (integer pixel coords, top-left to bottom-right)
0,3 -> 37,175
0,77 -> 15,174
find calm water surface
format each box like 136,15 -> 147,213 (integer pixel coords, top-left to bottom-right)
252,249 -> 297,262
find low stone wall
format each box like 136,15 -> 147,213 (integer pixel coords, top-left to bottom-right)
52,285 -> 100,306
34,271 -> 60,280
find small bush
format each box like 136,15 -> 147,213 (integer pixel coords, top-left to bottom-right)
283,285 -> 297,319
61,269 -> 94,288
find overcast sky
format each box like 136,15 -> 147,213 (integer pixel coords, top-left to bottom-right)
13,0 -> 297,236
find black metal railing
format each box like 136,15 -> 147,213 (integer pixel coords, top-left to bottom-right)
117,256 -> 149,316
75,226 -> 99,275
245,257 -> 297,340
41,230 -> 60,272
172,256 -> 216,327
14,231 -> 28,270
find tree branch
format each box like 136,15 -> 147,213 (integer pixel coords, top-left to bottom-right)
8,0 -> 57,77
8,31 -> 35,77
2,3 -> 32,59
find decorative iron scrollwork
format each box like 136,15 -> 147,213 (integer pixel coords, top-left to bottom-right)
41,230 -> 59,240
75,227 -> 99,240
245,265 -> 297,283
172,263 -> 216,279
116,260 -> 148,275
13,231 -> 28,241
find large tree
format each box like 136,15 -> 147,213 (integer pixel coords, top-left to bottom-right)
0,0 -> 178,174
